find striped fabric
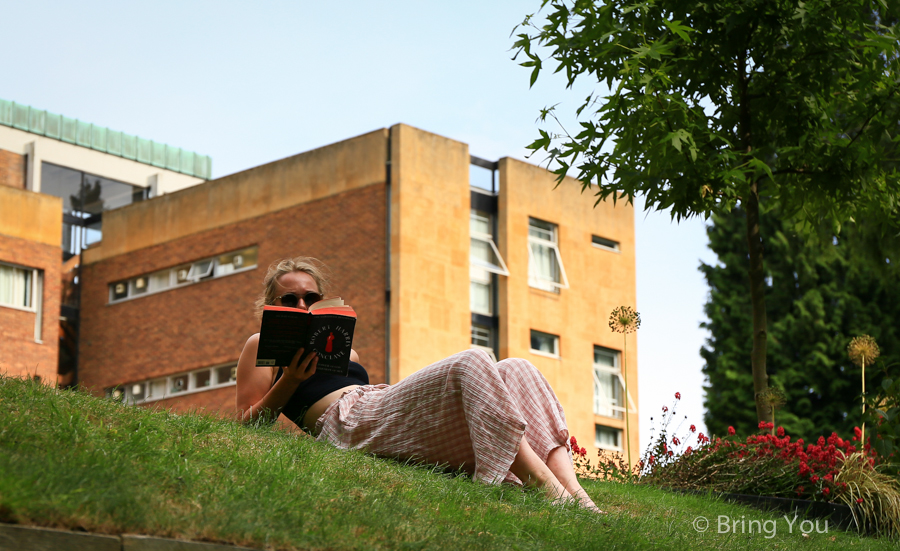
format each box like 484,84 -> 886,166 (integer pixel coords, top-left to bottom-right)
314,349 -> 571,485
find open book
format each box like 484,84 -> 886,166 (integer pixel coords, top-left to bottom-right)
255,297 -> 357,376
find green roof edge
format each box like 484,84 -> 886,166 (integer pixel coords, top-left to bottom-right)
0,98 -> 211,180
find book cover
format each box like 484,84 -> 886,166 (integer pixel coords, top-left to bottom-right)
255,299 -> 357,376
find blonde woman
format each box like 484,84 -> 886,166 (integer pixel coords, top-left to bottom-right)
236,257 -> 601,511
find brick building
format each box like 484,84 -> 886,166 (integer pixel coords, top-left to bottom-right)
77,124 -> 640,460
0,98 -> 210,385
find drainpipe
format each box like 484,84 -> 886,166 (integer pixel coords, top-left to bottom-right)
384,128 -> 393,384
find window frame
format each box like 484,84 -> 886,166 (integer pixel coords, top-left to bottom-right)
593,346 -> 636,418
470,211 -> 509,276
591,235 -> 621,253
0,261 -> 40,313
527,217 -> 569,291
529,329 -> 560,359
108,362 -> 238,405
595,424 -> 624,452
108,246 -> 258,304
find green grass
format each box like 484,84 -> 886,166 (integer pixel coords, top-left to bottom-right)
0,375 -> 894,550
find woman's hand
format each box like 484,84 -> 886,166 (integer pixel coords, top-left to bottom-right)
283,348 -> 318,383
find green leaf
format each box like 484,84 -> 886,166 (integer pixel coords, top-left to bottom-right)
662,19 -> 693,42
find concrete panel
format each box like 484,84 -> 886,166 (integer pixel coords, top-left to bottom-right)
0,524 -> 120,551
497,157 -> 639,463
0,186 -> 61,246
389,124 -> 471,381
0,126 -> 204,193
84,129 -> 388,264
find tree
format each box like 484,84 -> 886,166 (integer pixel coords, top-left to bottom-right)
514,0 -> 900,422
701,206 -> 900,440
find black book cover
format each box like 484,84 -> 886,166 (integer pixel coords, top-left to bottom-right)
255,305 -> 357,376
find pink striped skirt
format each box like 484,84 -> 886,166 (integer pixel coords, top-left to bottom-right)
314,349 -> 571,485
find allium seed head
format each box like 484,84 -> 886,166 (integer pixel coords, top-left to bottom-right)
848,335 -> 880,367
609,306 -> 641,334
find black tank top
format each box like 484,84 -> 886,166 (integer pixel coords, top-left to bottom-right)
274,361 -> 369,433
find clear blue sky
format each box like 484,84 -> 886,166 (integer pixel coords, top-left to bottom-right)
3,0 -> 718,449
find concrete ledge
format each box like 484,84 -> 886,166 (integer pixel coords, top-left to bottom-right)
0,524 -> 258,551
0,524 -> 120,551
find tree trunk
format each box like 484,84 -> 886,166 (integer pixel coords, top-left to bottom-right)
744,182 -> 772,423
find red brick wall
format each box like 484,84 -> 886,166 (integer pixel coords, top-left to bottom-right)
140,385 -> 305,434
0,235 -> 61,382
79,182 -> 388,399
142,385 -> 236,417
0,149 -> 25,189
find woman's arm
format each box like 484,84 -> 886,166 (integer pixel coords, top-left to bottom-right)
235,333 -> 319,423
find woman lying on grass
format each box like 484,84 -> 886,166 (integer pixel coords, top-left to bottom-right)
236,256 -> 601,512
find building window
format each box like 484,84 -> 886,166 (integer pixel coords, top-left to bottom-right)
528,217 -> 569,292
471,323 -> 497,361
109,246 -> 258,303
0,262 -> 43,342
0,262 -> 37,310
470,211 -> 508,315
530,330 -> 559,358
107,362 -> 238,405
41,162 -> 148,258
591,235 -> 621,253
594,346 -> 625,419
595,425 -> 623,452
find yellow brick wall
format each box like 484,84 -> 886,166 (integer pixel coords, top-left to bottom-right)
497,158 -> 639,464
389,124 -> 471,381
0,186 -> 62,246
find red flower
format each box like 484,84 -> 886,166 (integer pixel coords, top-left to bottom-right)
662,406 -> 668,412
799,462 -> 810,476
854,426 -> 863,439
777,426 -> 785,437
857,498 -> 864,504
668,451 -> 674,457
570,436 -> 578,448
675,392 -> 681,400
672,437 -> 680,445
823,487 -> 830,496
685,446 -> 693,455
824,474 -> 833,482
727,426 -> 736,436
690,424 -> 697,433
810,475 -> 819,483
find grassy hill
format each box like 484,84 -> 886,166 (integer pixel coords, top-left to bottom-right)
0,375 -> 893,550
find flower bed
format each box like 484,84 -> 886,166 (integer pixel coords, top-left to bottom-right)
572,396 -> 900,538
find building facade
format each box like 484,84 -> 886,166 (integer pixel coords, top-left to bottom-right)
0,99 -> 210,386
75,124 -> 639,460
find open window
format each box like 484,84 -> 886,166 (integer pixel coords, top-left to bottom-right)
593,346 -> 636,418
528,217 -> 569,291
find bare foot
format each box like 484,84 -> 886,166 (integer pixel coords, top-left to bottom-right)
572,489 -> 607,514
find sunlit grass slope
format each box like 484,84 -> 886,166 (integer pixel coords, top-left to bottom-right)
0,376 -> 893,550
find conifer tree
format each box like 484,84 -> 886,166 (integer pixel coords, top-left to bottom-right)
701,208 -> 900,440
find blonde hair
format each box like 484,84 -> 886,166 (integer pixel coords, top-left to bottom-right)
254,257 -> 331,318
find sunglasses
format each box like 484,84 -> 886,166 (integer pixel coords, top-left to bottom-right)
272,291 -> 322,309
